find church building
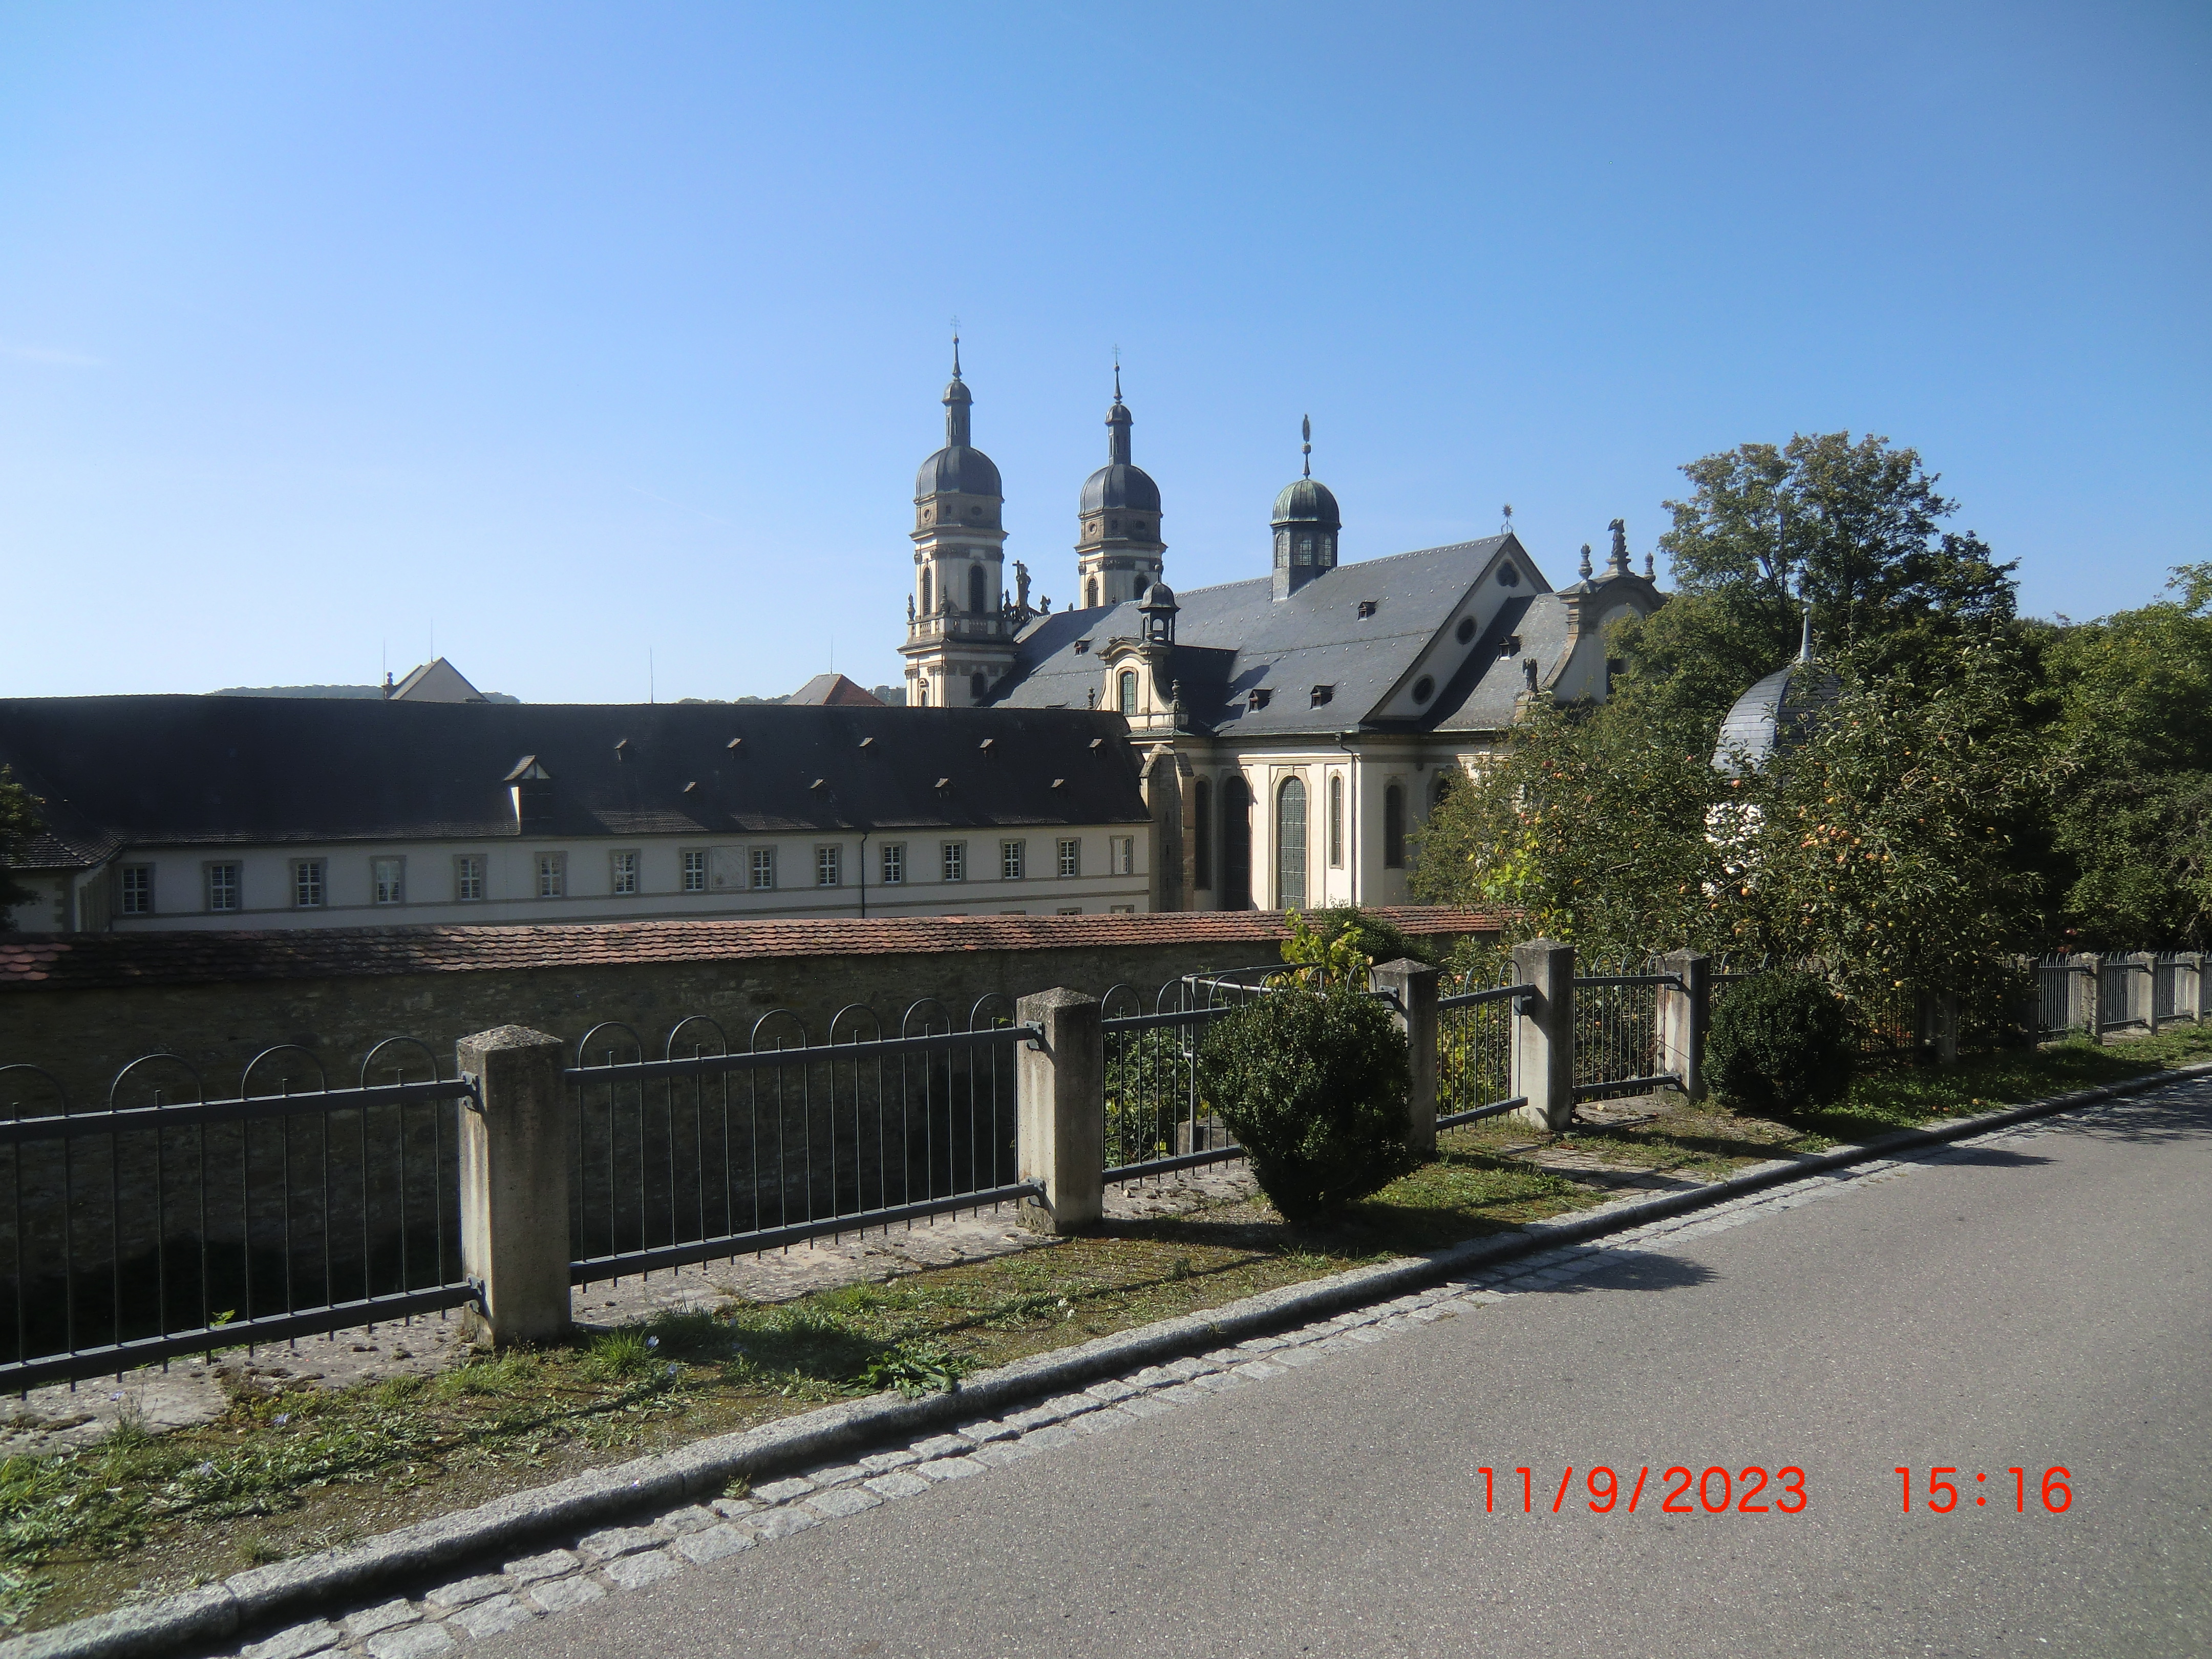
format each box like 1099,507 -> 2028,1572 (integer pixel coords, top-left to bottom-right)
897,351 -> 1667,912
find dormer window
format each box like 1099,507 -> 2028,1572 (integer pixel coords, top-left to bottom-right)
1073,639 -> 1090,654
1358,600 -> 1378,619
1310,685 -> 1334,708
1497,633 -> 1523,658
1248,688 -> 1272,711
505,756 -> 554,833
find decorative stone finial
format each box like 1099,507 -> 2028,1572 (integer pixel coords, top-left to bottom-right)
1578,542 -> 1593,580
1608,518 -> 1629,573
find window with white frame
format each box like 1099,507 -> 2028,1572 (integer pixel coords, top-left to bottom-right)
943,841 -> 966,882
881,843 -> 905,885
750,847 -> 775,890
682,849 -> 708,892
1001,840 -> 1025,880
371,857 -> 405,906
1056,838 -> 1080,878
1109,903 -> 1136,913
609,850 -> 639,895
293,860 -> 326,908
118,865 -> 153,916
1057,906 -> 1082,916
206,862 -> 240,912
816,844 -> 841,887
455,855 -> 486,902
1111,836 -> 1135,876
536,852 -> 565,899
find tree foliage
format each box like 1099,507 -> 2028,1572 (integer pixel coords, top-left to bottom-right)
0,768 -> 41,929
2036,564 -> 2212,946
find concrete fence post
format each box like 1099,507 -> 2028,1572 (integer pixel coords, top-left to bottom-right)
1371,958 -> 1441,1156
1655,950 -> 1709,1101
2070,953 -> 2102,1045
456,1026 -> 572,1346
2186,952 -> 2209,1023
1015,988 -> 1104,1234
2133,951 -> 2162,1034
1511,939 -> 1576,1134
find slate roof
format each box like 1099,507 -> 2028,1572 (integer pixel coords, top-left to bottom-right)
0,698 -> 1149,866
0,907 -> 1503,988
996,535 -> 1550,735
787,673 -> 886,707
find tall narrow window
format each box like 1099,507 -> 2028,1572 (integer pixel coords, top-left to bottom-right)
1118,671 -> 1137,716
455,855 -> 485,901
682,849 -> 708,892
1057,838 -> 1080,878
920,569 -> 931,613
1001,840 -> 1026,880
1086,578 -> 1099,608
372,857 -> 405,906
206,862 -> 240,912
1111,835 -> 1135,876
294,860 -> 326,908
536,853 -> 565,899
1275,777 -> 1307,911
1383,784 -> 1406,869
1222,776 -> 1252,909
968,564 -> 986,612
751,847 -> 776,889
1329,773 -> 1344,868
816,845 -> 841,887
881,843 -> 905,885
610,850 -> 639,896
1193,779 -> 1213,889
118,865 -> 154,916
943,841 -> 966,882
970,671 -> 988,702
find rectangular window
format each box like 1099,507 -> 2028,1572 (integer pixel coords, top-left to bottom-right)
536,853 -> 565,899
1111,836 -> 1135,876
1194,780 -> 1213,889
293,859 -> 326,908
750,846 -> 776,890
881,843 -> 905,885
816,844 -> 841,887
205,862 -> 240,912
455,855 -> 485,902
1109,903 -> 1136,913
682,849 -> 708,892
118,865 -> 154,916
371,856 -> 405,906
1001,840 -> 1025,881
610,850 -> 639,896
1057,838 -> 1080,878
1057,906 -> 1082,916
943,842 -> 966,882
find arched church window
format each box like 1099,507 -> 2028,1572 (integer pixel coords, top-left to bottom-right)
1329,773 -> 1344,868
1274,530 -> 1289,568
1274,777 -> 1307,911
1086,578 -> 1098,608
920,571 -> 931,613
1383,784 -> 1406,869
968,565 -> 985,613
1118,671 -> 1137,716
970,672 -> 988,703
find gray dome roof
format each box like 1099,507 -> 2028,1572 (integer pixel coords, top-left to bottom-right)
1713,660 -> 1842,774
1272,476 -> 1341,527
1139,582 -> 1176,609
915,445 -> 1003,500
1079,462 -> 1161,515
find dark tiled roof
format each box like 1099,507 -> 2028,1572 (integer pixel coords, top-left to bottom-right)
997,536 -> 1547,735
786,674 -> 886,707
0,698 -> 1149,863
0,907 -> 1502,990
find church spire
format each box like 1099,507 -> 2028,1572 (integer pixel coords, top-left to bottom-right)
1105,354 -> 1133,467
943,329 -> 972,447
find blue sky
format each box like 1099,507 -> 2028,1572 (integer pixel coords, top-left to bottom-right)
2,3 -> 2205,703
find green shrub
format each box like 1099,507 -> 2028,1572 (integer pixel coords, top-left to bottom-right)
1301,905 -> 1426,969
1707,969 -> 1854,1114
1196,986 -> 1410,1221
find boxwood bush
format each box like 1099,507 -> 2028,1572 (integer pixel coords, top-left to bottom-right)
1707,968 -> 1854,1114
1195,986 -> 1410,1221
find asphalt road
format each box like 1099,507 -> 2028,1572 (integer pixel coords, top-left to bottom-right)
492,1081 -> 2212,1658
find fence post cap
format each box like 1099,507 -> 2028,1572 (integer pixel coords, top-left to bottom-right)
1371,956 -> 1440,983
457,1026 -> 564,1058
1016,987 -> 1100,1014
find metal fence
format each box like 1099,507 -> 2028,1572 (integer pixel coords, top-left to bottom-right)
562,1001 -> 1037,1285
1572,962 -> 1682,1101
1437,970 -> 1525,1128
1,1043 -> 474,1391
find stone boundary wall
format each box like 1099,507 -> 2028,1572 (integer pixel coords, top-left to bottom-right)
0,909 -> 1495,1109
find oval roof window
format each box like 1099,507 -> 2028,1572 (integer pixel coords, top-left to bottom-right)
1412,674 -> 1436,704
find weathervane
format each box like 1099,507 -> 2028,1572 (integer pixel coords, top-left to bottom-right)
1501,503 -> 1513,536
1113,345 -> 1121,402
950,316 -> 961,376
1301,414 -> 1312,478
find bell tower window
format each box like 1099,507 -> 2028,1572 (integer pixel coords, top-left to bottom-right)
970,672 -> 988,702
968,564 -> 986,612
920,570 -> 931,613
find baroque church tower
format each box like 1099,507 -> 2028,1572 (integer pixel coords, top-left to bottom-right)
1074,366 -> 1165,610
900,339 -> 1019,708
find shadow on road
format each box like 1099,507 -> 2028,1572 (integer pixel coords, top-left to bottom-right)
1541,1249 -> 1716,1295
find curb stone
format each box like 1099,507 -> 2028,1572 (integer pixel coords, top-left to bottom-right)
9,1060 -> 2206,1659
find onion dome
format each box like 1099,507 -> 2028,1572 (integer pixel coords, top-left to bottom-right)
1271,475 -> 1341,528
1713,615 -> 1841,774
914,338 -> 1003,500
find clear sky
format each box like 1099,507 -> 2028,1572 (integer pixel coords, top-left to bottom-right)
3,3 -> 2205,704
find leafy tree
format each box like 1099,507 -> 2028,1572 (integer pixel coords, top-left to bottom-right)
1410,695 -> 1730,963
0,768 -> 41,929
2036,564 -> 2212,946
1613,432 -> 2018,725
